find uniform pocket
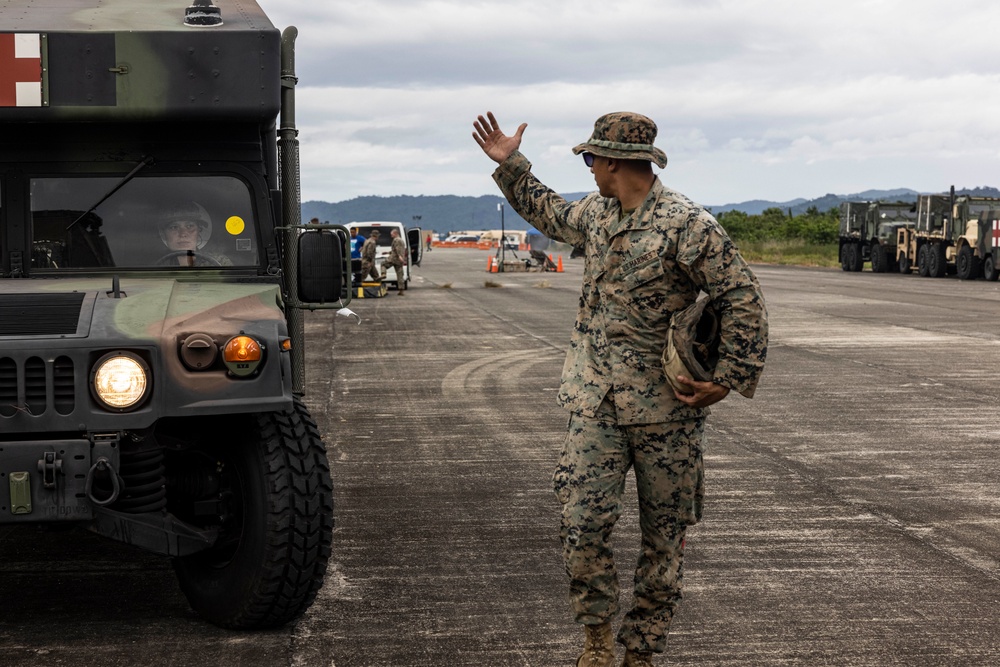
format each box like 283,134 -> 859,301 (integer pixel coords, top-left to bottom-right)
622,259 -> 669,325
552,466 -> 572,505
687,439 -> 705,525
624,258 -> 664,291
552,415 -> 575,505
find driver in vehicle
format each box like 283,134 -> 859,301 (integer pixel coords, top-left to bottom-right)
157,202 -> 231,267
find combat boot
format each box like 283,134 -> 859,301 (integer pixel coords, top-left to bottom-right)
621,649 -> 654,667
576,622 -> 615,667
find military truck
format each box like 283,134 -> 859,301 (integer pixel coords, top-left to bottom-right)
895,187 -> 1000,280
839,200 -> 915,273
0,0 -> 351,629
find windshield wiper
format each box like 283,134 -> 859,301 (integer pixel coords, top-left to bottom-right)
66,156 -> 155,230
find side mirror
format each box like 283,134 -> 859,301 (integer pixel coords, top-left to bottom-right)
298,229 -> 345,303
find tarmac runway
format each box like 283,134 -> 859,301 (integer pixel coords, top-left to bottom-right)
4,247 -> 1000,666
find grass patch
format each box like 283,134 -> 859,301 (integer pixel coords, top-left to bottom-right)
533,280 -> 552,289
734,240 -> 839,268
438,282 -> 453,289
484,280 -> 503,288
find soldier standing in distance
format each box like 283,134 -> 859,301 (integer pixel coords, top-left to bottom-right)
380,228 -> 407,295
359,229 -> 381,283
473,111 -> 768,667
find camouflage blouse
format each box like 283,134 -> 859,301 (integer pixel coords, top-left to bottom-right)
493,151 -> 768,424
387,237 -> 407,264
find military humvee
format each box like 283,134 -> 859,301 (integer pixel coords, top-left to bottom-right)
0,0 -> 350,629
896,187 -> 1000,280
839,200 -> 915,273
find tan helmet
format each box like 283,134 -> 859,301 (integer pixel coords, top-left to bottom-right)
158,201 -> 212,249
662,295 -> 720,396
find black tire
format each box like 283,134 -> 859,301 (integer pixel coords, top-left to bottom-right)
898,252 -> 911,274
917,245 -> 929,277
840,245 -> 850,271
870,244 -> 885,273
957,244 -> 982,280
928,244 -> 946,278
985,255 -> 999,282
173,398 -> 334,629
847,244 -> 863,272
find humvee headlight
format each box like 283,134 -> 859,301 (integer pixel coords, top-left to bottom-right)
223,335 -> 263,376
92,353 -> 150,410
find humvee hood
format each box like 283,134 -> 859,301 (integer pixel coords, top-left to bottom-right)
0,279 -> 284,341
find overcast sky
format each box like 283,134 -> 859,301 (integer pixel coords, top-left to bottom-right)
256,0 -> 1000,207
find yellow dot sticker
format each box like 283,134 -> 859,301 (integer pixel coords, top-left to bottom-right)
225,216 -> 245,235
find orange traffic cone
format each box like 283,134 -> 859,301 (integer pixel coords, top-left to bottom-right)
557,255 -> 564,272
486,256 -> 493,272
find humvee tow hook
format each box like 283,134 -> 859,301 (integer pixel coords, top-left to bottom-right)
85,458 -> 121,506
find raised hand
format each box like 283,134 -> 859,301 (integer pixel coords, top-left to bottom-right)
473,111 -> 527,164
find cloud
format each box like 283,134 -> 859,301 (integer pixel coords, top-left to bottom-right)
258,0 -> 1000,204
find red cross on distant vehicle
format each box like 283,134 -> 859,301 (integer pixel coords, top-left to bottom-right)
0,33 -> 42,107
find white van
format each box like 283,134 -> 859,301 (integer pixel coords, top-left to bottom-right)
346,221 -> 423,289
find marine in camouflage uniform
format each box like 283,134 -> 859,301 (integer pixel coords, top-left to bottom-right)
359,230 -> 381,282
474,111 -> 767,666
380,229 -> 408,295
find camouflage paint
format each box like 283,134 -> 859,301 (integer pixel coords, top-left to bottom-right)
0,0 -> 280,122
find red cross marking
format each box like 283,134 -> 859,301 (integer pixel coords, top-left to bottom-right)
0,34 -> 42,107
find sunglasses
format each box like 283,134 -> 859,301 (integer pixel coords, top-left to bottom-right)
582,153 -> 595,168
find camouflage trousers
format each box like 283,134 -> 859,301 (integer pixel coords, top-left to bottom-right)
552,400 -> 705,654
380,260 -> 405,291
360,259 -> 380,282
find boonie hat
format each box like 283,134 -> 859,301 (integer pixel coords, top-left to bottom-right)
662,295 -> 720,396
572,112 -> 668,168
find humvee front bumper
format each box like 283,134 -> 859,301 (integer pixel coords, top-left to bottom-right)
0,436 -> 118,522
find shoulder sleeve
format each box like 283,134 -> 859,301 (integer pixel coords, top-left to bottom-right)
676,212 -> 768,398
492,151 -> 591,249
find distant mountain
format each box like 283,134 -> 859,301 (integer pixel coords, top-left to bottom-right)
303,194 -> 534,235
302,186 -> 1000,235
710,186 -> 1000,216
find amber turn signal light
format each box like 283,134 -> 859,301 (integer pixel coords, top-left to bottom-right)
223,335 -> 263,376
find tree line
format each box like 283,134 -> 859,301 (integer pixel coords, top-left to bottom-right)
715,206 -> 839,245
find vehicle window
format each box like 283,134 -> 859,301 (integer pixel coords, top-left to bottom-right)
970,203 -> 1000,220
30,175 -> 259,269
353,226 -> 395,248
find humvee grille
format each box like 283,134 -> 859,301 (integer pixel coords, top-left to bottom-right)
0,355 -> 76,419
0,293 -> 85,336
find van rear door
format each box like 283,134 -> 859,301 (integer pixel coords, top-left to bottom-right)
407,227 -> 423,267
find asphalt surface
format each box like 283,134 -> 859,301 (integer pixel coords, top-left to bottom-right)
4,248 -> 1000,666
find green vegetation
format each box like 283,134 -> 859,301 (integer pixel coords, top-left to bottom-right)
716,206 -> 839,268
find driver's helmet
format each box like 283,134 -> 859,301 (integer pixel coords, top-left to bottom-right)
158,202 -> 212,250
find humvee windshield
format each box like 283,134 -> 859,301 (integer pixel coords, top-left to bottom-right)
29,175 -> 259,269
